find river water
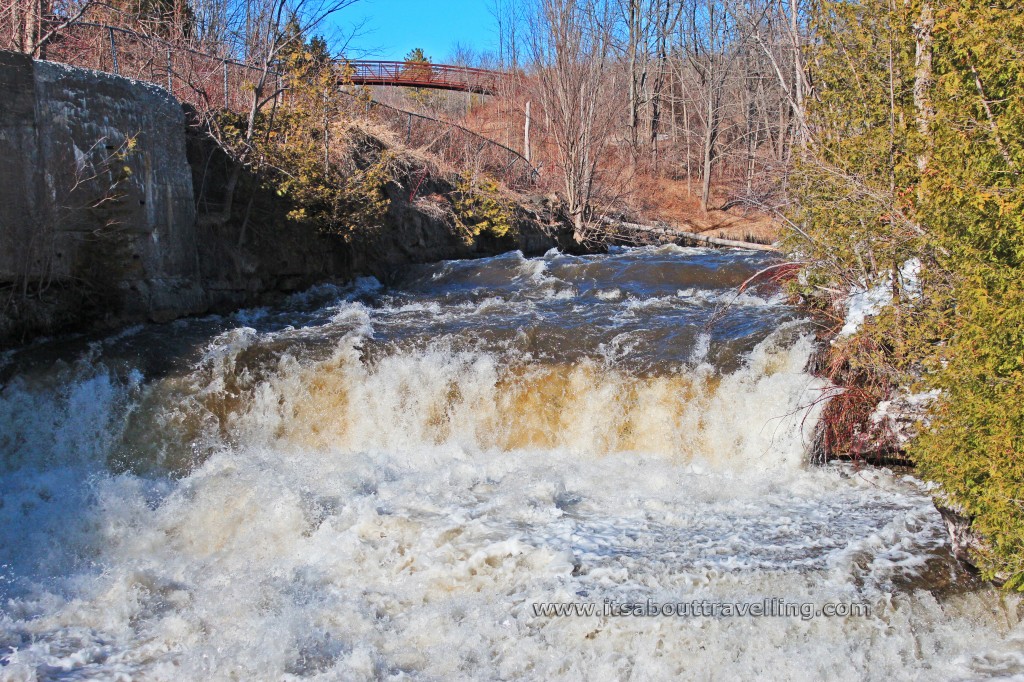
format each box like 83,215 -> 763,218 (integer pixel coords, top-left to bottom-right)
0,246 -> 1021,680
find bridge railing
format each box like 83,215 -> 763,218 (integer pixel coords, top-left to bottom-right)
345,60 -> 501,94
8,20 -> 536,188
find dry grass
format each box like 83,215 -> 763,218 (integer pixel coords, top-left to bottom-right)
384,98 -> 783,246
341,117 -> 455,182
641,178 -> 781,244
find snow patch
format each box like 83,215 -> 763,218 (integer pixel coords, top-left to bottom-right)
869,389 -> 942,445
837,259 -> 923,338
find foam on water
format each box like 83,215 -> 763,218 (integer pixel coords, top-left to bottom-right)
0,248 -> 1021,680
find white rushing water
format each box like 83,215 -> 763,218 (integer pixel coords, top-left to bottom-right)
0,247 -> 1021,681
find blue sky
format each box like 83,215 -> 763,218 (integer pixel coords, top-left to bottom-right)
337,0 -> 498,62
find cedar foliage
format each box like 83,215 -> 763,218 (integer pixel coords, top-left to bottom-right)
452,173 -> 515,242
797,0 -> 1024,586
910,0 -> 1024,588
218,29 -> 394,237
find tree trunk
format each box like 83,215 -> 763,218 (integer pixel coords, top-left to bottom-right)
23,0 -> 41,56
649,6 -> 673,171
572,210 -> 586,244
683,97 -> 691,195
627,0 -> 641,159
746,95 -> 756,193
701,90 -> 718,212
791,0 -> 806,152
913,0 -> 934,173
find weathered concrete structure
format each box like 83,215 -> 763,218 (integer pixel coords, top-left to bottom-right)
0,51 -> 567,347
0,50 -> 203,307
0,51 -> 204,334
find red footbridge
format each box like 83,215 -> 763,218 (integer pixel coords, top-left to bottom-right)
345,61 -> 504,95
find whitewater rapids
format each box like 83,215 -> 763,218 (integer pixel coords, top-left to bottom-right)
0,246 -> 1021,680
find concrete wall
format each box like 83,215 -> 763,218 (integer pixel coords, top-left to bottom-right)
0,51 -> 203,337
0,52 -> 40,284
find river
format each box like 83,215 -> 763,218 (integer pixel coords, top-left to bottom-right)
1,246 -> 1021,680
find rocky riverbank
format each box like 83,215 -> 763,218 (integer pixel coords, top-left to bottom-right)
801,280 -> 1005,584
0,52 -> 575,348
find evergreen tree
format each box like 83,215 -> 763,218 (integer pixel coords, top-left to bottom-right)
796,0 -> 1024,587
910,0 -> 1024,587
402,47 -> 434,108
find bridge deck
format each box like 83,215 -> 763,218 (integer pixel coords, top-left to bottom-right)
345,60 -> 502,95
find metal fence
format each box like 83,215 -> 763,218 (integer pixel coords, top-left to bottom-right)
36,22 -> 272,113
353,96 -> 537,189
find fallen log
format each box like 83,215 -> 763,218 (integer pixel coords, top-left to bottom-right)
604,219 -> 781,252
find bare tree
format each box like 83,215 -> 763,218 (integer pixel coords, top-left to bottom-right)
489,0 -> 524,69
625,0 -> 644,156
646,0 -> 683,168
1,0 -> 103,56
527,0 -> 619,241
196,0 -> 361,227
679,0 -> 746,211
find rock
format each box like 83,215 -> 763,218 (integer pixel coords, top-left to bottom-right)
934,501 -> 1014,586
868,388 -> 941,448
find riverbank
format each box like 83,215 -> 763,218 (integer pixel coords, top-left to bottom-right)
1,51 -> 783,351
795,267 -> 1013,586
0,52 -> 582,349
